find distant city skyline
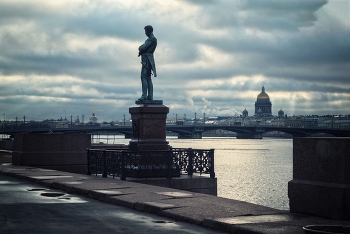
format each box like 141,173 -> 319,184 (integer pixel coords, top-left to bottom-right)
0,0 -> 349,122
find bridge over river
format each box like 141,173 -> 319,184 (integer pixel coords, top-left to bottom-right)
1,124 -> 350,139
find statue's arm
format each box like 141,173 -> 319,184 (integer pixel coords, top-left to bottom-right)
138,38 -> 156,56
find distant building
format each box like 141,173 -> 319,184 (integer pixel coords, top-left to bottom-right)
89,107 -> 98,123
318,116 -> 350,129
255,86 -> 272,117
284,117 -> 302,128
56,121 -> 70,128
301,116 -> 318,128
242,108 -> 248,118
278,109 -> 284,118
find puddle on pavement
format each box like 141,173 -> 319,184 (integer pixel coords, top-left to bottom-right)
153,220 -> 174,224
28,188 -> 47,191
40,192 -> 65,197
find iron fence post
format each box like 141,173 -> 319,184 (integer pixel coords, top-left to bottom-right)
112,152 -> 115,179
121,151 -> 126,180
95,150 -> 98,176
167,149 -> 172,180
102,149 -> 107,178
87,148 -> 91,175
187,148 -> 193,176
209,148 -> 215,178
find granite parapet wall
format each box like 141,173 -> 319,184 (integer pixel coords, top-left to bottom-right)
12,133 -> 91,174
289,137 -> 350,220
0,139 -> 13,150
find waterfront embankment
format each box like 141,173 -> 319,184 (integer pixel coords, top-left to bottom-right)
1,164 -> 349,234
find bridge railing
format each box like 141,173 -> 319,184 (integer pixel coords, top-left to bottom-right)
87,148 -> 215,180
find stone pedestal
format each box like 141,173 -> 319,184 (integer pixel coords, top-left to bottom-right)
288,137 -> 350,220
12,133 -> 91,174
129,100 -> 169,151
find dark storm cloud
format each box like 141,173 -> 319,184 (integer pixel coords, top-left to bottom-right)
4,78 -> 135,100
0,1 -> 141,40
192,6 -> 350,87
0,2 -> 52,20
1,54 -> 101,75
240,0 -> 328,28
185,0 -> 327,31
151,0 -> 348,90
0,1 -> 202,80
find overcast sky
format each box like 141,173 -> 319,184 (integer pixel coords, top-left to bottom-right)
0,0 -> 349,122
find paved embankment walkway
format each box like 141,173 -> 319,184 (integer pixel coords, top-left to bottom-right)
1,164 -> 349,234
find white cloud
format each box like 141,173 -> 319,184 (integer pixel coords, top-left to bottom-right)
0,0 -> 349,121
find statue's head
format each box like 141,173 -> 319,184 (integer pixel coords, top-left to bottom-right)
144,25 -> 153,36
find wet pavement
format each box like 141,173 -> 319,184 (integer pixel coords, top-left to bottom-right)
0,164 -> 349,234
0,174 -> 225,234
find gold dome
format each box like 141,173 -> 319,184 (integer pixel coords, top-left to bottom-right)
257,86 -> 270,100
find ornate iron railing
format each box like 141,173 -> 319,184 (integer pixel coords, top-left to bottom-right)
87,148 -> 215,180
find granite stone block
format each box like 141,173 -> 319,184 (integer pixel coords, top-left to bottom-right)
289,137 -> 350,220
129,103 -> 169,151
12,133 -> 91,174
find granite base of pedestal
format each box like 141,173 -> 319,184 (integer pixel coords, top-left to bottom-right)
129,139 -> 169,151
129,102 -> 169,151
12,133 -> 91,174
288,137 -> 350,220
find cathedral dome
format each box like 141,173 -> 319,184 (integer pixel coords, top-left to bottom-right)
257,86 -> 270,101
254,86 -> 272,116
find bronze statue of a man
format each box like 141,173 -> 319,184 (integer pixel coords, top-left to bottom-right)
138,25 -> 157,101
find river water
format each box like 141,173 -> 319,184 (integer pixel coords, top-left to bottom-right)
93,135 -> 293,210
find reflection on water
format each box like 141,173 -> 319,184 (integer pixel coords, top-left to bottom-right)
96,135 -> 293,210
